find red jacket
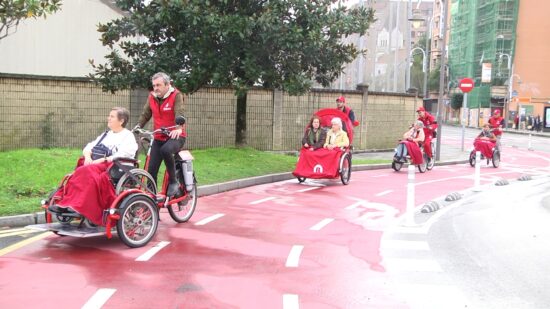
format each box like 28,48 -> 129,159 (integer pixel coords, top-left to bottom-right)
148,89 -> 187,141
418,112 -> 437,138
488,116 -> 504,136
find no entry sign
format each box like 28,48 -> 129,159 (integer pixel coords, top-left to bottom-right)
458,78 -> 474,93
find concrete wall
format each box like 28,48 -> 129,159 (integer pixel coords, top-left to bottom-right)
0,75 -> 419,152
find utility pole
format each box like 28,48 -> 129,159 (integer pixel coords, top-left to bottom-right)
435,0 -> 448,161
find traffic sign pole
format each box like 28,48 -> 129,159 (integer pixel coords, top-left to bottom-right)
458,78 -> 474,152
461,93 -> 468,152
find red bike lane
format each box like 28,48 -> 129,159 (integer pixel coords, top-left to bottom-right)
0,146 -> 547,308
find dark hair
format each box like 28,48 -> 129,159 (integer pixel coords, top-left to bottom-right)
112,107 -> 130,128
308,115 -> 321,129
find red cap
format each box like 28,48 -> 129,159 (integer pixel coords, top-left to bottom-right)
416,106 -> 425,112
336,96 -> 346,103
494,110 -> 500,115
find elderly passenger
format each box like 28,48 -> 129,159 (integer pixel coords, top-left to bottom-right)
324,117 -> 350,150
394,120 -> 425,164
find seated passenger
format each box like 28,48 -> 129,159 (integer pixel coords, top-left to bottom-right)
324,117 -> 350,150
394,120 -> 425,164
474,123 -> 497,158
302,115 -> 327,151
49,107 -> 138,226
476,123 -> 497,142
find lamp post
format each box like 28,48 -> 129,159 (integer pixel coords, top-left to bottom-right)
435,0 -> 448,161
410,47 -> 428,96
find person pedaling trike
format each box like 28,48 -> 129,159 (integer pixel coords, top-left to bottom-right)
392,120 -> 430,173
469,123 -> 500,168
29,109 -> 198,248
416,106 -> 437,170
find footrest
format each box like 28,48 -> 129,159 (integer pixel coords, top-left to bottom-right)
26,223 -> 116,238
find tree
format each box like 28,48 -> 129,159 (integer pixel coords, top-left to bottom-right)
90,0 -> 375,146
0,0 -> 62,40
428,65 -> 440,92
451,93 -> 463,110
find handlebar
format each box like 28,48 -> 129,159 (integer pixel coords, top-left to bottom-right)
133,125 -> 179,137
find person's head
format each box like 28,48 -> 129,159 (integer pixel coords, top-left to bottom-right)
413,120 -> 424,129
108,107 -> 130,131
493,110 -> 500,117
151,72 -> 171,98
416,106 -> 426,117
309,115 -> 321,130
483,123 -> 491,132
331,117 -> 343,132
336,96 -> 346,110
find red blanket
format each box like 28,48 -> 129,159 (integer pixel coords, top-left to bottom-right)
293,148 -> 342,179
474,139 -> 496,158
54,162 -> 116,226
402,140 -> 423,165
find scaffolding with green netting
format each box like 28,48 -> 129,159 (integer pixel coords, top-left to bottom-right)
448,0 -> 519,109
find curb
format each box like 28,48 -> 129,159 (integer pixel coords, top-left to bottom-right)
0,159 -> 469,229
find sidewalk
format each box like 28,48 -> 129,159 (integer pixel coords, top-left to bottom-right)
1,124 -> 546,228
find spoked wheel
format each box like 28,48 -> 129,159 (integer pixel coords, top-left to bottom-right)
117,194 -> 158,248
297,177 -> 306,183
469,151 -> 476,167
418,154 -> 428,173
115,169 -> 157,195
168,181 -> 198,223
426,156 -> 435,170
392,160 -> 403,172
339,153 -> 352,185
56,214 -> 73,225
492,150 -> 500,168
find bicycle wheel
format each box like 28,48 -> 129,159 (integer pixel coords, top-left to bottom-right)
117,194 -> 158,248
168,179 -> 197,223
115,169 -> 157,195
418,154 -> 428,173
340,153 -> 352,185
492,150 -> 500,168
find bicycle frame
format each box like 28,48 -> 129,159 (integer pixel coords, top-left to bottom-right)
134,126 -> 192,208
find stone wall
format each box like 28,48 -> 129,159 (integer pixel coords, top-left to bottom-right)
0,74 -> 420,152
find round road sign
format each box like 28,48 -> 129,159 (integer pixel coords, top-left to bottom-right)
458,78 -> 474,93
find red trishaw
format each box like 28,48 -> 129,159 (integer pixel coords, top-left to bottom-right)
469,138 -> 500,168
292,108 -> 356,185
29,118 -> 198,248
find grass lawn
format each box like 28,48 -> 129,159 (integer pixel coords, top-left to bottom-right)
0,148 -> 389,216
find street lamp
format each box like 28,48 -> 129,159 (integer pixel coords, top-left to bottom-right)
408,10 -> 432,98
410,46 -> 428,96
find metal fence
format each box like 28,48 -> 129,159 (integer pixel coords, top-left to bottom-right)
0,73 -> 420,152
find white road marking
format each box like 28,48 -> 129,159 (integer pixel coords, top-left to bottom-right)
0,228 -> 26,234
371,174 -> 389,178
296,187 -> 320,193
381,239 -> 430,251
375,190 -> 393,197
395,283 -> 469,309
194,213 -> 225,226
344,201 -> 364,210
0,229 -> 39,238
81,288 -> 116,309
285,245 -> 304,267
283,294 -> 300,309
309,218 -> 334,231
135,241 -> 170,262
384,258 -> 443,272
249,196 -> 276,204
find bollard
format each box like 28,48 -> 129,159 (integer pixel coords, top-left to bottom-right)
473,151 -> 481,192
528,133 -> 533,151
405,164 -> 416,225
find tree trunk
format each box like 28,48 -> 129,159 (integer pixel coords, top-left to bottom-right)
235,92 -> 247,147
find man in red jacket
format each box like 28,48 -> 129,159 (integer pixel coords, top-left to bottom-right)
488,109 -> 504,150
416,106 -> 437,162
136,72 -> 186,196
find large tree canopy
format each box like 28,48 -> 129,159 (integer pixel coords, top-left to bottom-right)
0,0 -> 61,40
91,0 -> 375,144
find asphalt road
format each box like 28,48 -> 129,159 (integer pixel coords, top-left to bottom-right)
0,127 -> 549,308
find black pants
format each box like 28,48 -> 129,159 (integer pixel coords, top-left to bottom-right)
148,138 -> 186,185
